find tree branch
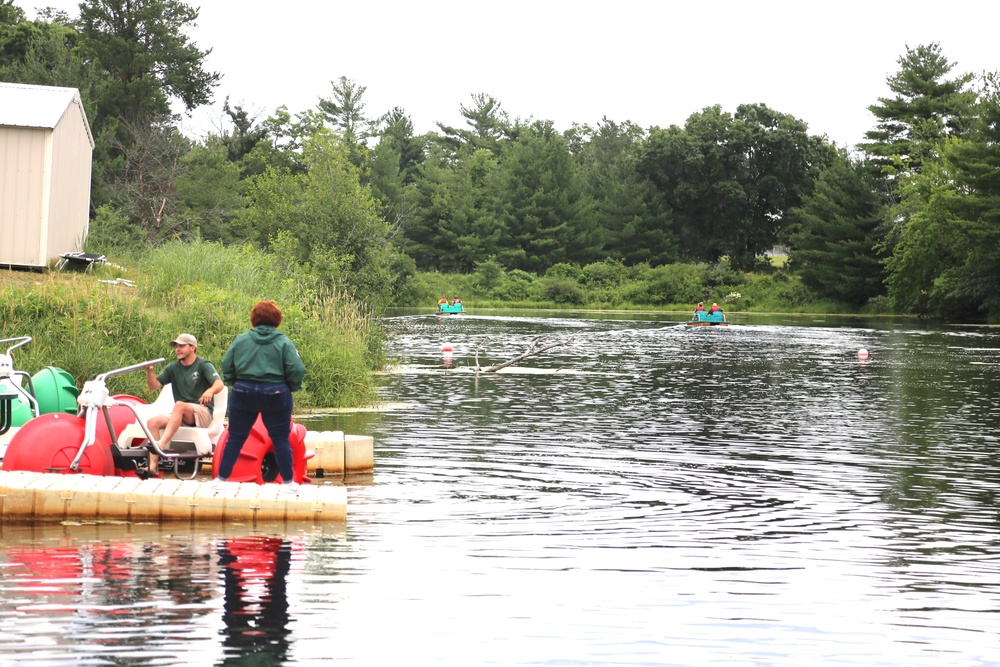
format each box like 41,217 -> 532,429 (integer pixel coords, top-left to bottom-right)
480,335 -> 570,373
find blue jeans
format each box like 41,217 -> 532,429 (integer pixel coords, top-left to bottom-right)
217,381 -> 294,482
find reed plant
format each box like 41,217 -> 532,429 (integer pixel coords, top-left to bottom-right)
0,241 -> 383,408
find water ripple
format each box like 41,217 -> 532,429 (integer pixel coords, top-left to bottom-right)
2,315 -> 1000,665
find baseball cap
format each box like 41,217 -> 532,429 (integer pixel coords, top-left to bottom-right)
170,333 -> 197,347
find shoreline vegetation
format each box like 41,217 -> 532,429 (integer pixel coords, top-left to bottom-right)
1,241 -> 984,412
392,257 -> 894,317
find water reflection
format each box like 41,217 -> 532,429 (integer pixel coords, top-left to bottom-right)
0,523 -> 335,666
217,536 -> 292,666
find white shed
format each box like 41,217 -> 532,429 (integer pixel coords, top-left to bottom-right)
0,82 -> 95,271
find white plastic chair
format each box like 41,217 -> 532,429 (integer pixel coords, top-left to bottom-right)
118,384 -> 228,456
171,385 -> 228,456
117,384 -> 177,448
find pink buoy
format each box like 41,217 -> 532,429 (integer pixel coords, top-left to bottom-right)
857,349 -> 869,361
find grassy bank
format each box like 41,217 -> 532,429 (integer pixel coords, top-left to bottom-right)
0,241 -> 383,408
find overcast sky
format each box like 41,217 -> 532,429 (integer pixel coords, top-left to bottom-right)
28,1 -> 1000,148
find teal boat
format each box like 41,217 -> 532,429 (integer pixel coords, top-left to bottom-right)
688,311 -> 728,327
437,302 -> 466,316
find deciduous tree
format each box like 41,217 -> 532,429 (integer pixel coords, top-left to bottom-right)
235,131 -> 394,299
640,104 -> 828,270
77,0 -> 219,127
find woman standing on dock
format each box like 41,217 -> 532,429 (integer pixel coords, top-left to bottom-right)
212,301 -> 306,494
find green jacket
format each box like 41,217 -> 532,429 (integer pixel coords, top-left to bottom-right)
221,325 -> 306,391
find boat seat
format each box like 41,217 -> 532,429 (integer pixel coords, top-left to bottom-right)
118,384 -> 228,457
117,384 -> 177,448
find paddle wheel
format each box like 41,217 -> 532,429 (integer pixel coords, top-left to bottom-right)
211,416 -> 309,484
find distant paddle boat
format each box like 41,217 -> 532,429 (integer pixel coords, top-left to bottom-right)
437,299 -> 466,316
687,311 -> 728,327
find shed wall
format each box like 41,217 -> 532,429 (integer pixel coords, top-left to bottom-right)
0,126 -> 47,266
45,99 -> 93,262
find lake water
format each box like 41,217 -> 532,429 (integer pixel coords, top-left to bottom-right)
1,312 -> 999,666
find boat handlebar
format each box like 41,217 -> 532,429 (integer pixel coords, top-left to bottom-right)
95,358 -> 166,382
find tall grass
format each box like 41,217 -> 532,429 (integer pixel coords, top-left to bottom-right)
0,241 -> 382,408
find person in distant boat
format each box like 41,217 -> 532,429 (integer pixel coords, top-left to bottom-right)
145,333 -> 224,476
452,298 -> 464,313
437,297 -> 448,313
691,302 -> 706,322
710,303 -> 723,313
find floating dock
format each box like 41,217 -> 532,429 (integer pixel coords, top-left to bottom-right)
304,431 -> 374,476
1,428 -> 376,477
0,471 -> 347,524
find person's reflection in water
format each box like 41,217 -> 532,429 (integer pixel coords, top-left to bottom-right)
217,535 -> 293,665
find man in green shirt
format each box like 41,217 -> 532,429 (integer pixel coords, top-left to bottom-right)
144,333 -> 224,475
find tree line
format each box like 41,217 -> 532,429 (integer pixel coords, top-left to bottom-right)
2,1 -> 998,320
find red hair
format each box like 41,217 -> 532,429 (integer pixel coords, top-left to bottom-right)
251,300 -> 283,327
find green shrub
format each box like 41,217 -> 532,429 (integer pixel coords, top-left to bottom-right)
545,263 -> 583,282
642,264 -> 705,305
863,295 -> 891,314
393,261 -> 855,315
404,271 -> 477,305
581,259 -> 626,287
473,258 -> 506,293
84,205 -> 146,253
387,251 -> 423,303
703,261 -> 741,290
539,276 -> 585,304
494,269 -> 535,301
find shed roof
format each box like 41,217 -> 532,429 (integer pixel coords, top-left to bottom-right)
0,82 -> 94,148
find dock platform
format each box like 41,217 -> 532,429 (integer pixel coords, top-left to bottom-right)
0,471 -> 347,524
305,431 -> 374,476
